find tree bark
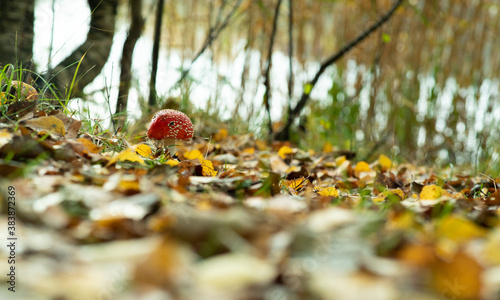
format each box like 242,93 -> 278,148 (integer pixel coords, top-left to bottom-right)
148,0 -> 164,108
116,0 -> 144,128
47,0 -> 119,98
0,0 -> 35,73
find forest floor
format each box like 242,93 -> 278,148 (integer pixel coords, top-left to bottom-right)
1,110 -> 500,300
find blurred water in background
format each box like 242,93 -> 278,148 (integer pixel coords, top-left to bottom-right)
32,0 -> 500,165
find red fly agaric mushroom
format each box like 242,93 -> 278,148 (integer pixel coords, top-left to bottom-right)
147,109 -> 194,155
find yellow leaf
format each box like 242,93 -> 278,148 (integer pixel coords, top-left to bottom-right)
0,129 -> 13,148
106,148 -> 145,166
374,189 -> 406,202
431,251 -> 482,300
76,138 -> 102,154
278,145 -> 294,159
242,147 -> 255,154
420,184 -> 442,200
354,161 -> 370,173
284,178 -> 309,194
483,230 -> 500,265
322,142 -> 333,153
317,186 -> 339,197
196,199 -> 213,210
387,211 -> 415,230
200,158 -> 217,176
118,179 -> 140,193
255,139 -> 267,151
304,83 -> 313,95
24,116 -> 66,136
135,144 -> 153,158
378,154 -> 392,169
0,92 -> 6,105
436,215 -> 486,244
184,149 -> 203,160
213,128 -> 228,141
165,159 -> 179,166
335,155 -> 346,166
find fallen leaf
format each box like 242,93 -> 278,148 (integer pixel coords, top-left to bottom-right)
420,184 -> 443,200
200,158 -> 217,177
184,149 -> 203,160
106,148 -> 145,166
378,154 -> 392,169
317,186 -> 339,197
76,138 -> 102,154
278,145 -> 294,159
213,128 -> 228,141
431,251 -> 483,300
165,159 -> 180,166
194,253 -> 276,292
135,144 -> 153,158
435,215 -> 486,244
23,116 -> 66,137
0,129 -> 13,148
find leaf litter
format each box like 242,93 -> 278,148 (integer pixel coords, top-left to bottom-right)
1,110 -> 500,300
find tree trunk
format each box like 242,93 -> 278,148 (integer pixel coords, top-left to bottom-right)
0,0 -> 35,73
116,0 -> 144,128
148,0 -> 165,108
47,0 -> 119,98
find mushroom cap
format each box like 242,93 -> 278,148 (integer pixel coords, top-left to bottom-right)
147,109 -> 194,141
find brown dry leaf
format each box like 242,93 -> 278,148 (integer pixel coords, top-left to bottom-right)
52,112 -> 82,139
270,155 -> 289,174
76,138 -> 102,154
134,237 -> 193,288
6,81 -> 38,100
23,115 -> 66,138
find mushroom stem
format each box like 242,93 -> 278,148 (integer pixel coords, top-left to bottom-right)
163,138 -> 177,157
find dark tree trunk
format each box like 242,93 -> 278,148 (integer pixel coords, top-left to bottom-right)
148,0 -> 165,108
116,0 -> 144,128
0,0 -> 35,73
48,0 -> 119,98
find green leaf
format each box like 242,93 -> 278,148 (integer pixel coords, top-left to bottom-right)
304,83 -> 313,95
382,33 -> 391,43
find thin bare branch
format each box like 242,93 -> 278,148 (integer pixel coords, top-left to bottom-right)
276,0 -> 405,140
